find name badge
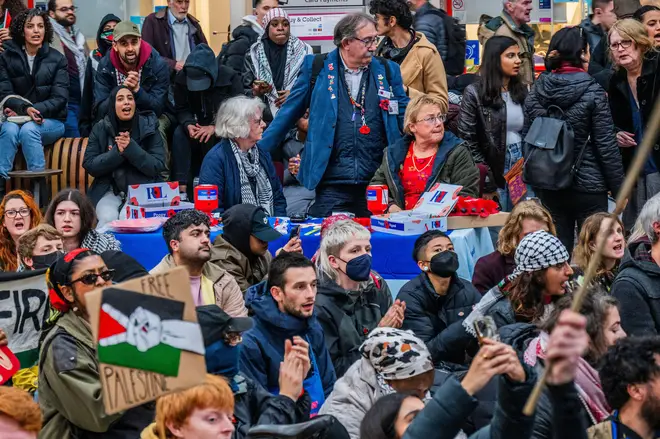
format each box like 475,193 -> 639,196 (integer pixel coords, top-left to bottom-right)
388,100 -> 399,115
378,89 -> 392,99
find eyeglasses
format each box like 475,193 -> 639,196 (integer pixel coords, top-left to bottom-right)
354,36 -> 378,48
70,269 -> 115,286
609,40 -> 633,51
416,114 -> 447,125
5,208 -> 30,219
57,6 -> 78,13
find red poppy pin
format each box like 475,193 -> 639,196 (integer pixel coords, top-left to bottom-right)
379,99 -> 390,111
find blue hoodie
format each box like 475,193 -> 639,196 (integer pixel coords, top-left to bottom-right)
240,282 -> 336,402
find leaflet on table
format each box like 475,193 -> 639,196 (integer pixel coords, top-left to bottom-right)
370,183 -> 463,236
124,182 -> 194,219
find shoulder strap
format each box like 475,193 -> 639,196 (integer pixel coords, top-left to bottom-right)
370,272 -> 381,289
309,53 -> 328,91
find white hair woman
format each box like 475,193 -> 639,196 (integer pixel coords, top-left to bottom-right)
314,219 -> 405,378
199,95 -> 287,216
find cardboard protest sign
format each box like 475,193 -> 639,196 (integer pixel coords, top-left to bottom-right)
0,346 -> 20,384
0,270 -> 49,368
86,267 -> 206,415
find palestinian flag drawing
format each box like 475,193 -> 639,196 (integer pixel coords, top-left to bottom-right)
97,288 -> 204,377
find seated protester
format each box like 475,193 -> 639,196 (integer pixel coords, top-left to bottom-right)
173,44 -> 242,198
0,9 -> 67,192
83,85 -> 167,228
0,190 -> 41,271
197,305 -> 312,437
93,21 -> 169,125
240,252 -> 336,416
315,219 -> 403,378
520,292 -> 626,439
40,249 -> 154,437
142,374 -> 235,439
572,212 -> 625,291
78,14 -> 120,138
244,8 -> 313,122
634,5 -> 660,45
591,336 -> 660,439
45,189 -> 121,254
463,230 -> 573,334
320,328 -> 435,439
152,209 -> 247,316
199,95 -> 286,216
397,310 -> 590,439
17,223 -> 63,271
473,200 -> 556,294
370,94 -> 480,213
611,192 -> 660,336
398,230 -> 481,367
0,386 -> 42,438
282,116 -> 315,218
211,204 -> 301,292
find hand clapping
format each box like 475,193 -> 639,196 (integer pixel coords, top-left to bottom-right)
379,299 -> 406,328
115,132 -> 130,153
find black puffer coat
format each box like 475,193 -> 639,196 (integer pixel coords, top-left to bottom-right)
523,71 -> 624,195
0,41 -> 68,120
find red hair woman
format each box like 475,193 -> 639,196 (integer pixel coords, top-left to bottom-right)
0,190 -> 41,271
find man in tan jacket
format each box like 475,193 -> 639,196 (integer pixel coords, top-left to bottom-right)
152,209 -> 248,317
478,0 -> 535,85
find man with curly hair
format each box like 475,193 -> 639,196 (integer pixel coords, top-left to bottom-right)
0,386 -> 42,438
591,337 -> 660,439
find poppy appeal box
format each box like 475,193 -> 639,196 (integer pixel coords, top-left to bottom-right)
124,182 -> 195,219
370,183 -> 462,236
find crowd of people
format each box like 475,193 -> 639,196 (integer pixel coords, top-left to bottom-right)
2,0 -> 660,437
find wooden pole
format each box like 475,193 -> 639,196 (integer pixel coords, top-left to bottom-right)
522,92 -> 660,417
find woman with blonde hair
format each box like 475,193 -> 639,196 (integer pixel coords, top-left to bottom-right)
572,212 -> 625,291
608,18 -> 660,230
0,190 -> 41,271
472,200 -> 556,293
371,94 -> 479,213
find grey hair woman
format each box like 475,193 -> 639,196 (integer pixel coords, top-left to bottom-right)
199,95 -> 287,216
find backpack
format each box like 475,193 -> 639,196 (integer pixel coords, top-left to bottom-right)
309,53 -> 393,92
522,103 -> 591,191
424,8 -> 467,76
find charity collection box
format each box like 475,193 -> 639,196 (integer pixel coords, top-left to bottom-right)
124,182 -> 195,219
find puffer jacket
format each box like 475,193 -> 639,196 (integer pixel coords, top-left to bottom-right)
459,82 -> 529,190
398,273 -> 480,366
523,71 -> 624,195
370,133 -> 480,210
315,273 -> 392,378
222,16 -> 262,74
414,2 -> 448,61
0,40 -> 68,120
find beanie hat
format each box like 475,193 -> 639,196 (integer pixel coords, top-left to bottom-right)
513,230 -> 570,277
359,328 -> 433,380
262,8 -> 289,30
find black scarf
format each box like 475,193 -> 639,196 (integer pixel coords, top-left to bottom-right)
264,37 -> 288,91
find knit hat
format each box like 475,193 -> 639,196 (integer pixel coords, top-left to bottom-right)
513,230 -> 570,277
262,8 -> 289,30
359,328 -> 433,380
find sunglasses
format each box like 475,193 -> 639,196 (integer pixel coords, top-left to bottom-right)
70,269 -> 115,286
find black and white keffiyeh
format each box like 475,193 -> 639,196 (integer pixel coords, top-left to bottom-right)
463,230 -> 569,336
230,140 -> 274,215
81,230 -> 122,253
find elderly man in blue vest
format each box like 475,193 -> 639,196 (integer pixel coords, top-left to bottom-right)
258,12 -> 408,217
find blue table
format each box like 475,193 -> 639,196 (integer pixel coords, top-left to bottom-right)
112,225 -> 494,292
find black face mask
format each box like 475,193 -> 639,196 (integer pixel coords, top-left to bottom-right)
31,251 -> 64,270
428,251 -> 459,278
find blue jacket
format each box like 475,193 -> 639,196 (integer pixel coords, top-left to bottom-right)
240,282 -> 336,399
258,49 -> 409,190
199,138 -> 287,216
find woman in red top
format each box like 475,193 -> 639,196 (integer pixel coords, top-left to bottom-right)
371,94 -> 479,212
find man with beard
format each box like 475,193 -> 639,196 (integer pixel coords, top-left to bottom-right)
152,209 -> 247,317
240,252 -> 336,416
634,5 -> 660,45
16,224 -> 63,271
48,0 -> 88,138
591,336 -> 660,439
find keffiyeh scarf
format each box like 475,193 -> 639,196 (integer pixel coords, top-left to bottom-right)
230,140 -> 274,215
50,18 -> 87,90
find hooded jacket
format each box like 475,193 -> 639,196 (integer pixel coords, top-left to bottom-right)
239,281 -> 337,400
83,109 -> 166,206
0,40 -> 68,120
94,40 -> 170,121
222,16 -> 263,74
210,204 -> 274,292
174,44 -> 242,128
314,273 -> 392,378
523,71 -> 624,195
579,17 -> 606,58
151,255 -> 248,317
370,133 -> 480,210
398,273 -> 480,366
611,239 -> 660,336
79,14 -> 122,137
